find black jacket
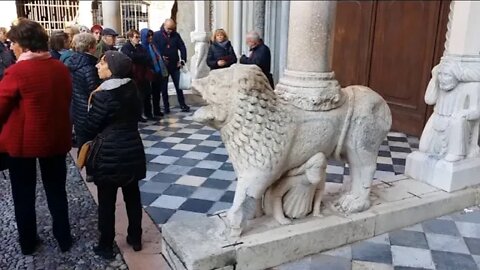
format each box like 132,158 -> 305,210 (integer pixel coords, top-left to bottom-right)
65,52 -> 100,140
207,41 -> 237,70
152,26 -> 187,69
82,79 -> 146,186
121,41 -> 152,83
120,41 -> 150,66
0,45 -> 15,80
240,42 -> 274,88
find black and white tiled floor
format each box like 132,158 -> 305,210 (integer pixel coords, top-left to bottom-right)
139,108 -> 480,269
275,207 -> 480,270
138,108 -> 419,226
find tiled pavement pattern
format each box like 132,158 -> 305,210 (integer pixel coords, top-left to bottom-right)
138,108 -> 419,226
275,207 -> 480,270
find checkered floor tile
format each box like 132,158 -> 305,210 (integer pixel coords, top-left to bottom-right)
139,108 -> 419,226
274,207 -> 480,270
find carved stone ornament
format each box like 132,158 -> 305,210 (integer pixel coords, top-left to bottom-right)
191,64 -> 392,238
419,54 -> 480,162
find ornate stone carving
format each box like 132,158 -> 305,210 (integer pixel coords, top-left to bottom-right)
419,55 -> 480,162
192,64 -> 392,237
405,55 -> 480,192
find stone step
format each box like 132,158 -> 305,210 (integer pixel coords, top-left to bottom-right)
161,175 -> 480,270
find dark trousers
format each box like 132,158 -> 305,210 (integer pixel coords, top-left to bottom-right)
151,76 -> 164,116
160,67 -> 187,109
97,180 -> 142,248
137,80 -> 153,117
9,155 -> 71,249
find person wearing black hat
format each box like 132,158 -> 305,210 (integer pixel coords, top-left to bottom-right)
95,28 -> 118,58
80,50 -> 146,258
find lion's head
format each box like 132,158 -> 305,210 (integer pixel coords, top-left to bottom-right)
192,64 -> 292,169
192,64 -> 273,129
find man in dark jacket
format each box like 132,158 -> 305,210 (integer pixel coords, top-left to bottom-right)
65,33 -> 100,145
95,28 -> 118,59
240,31 -> 274,88
153,19 -> 190,113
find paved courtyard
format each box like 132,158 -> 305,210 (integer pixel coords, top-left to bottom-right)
140,108 -> 480,270
0,156 -> 126,270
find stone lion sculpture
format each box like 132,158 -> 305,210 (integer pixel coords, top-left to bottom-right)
191,64 -> 392,237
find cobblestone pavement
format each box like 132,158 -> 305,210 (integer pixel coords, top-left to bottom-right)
0,156 -> 127,270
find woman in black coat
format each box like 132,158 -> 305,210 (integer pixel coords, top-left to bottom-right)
65,33 -> 101,145
81,51 -> 146,259
207,29 -> 237,70
121,29 -> 157,122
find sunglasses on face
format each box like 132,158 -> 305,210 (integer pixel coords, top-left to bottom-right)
133,35 -> 140,39
93,32 -> 101,35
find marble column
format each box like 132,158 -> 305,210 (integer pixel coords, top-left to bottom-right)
233,1 -> 243,57
405,1 -> 480,192
253,0 -> 265,42
190,0 -> 211,80
101,1 -> 121,33
276,1 -> 342,111
278,1 -> 290,79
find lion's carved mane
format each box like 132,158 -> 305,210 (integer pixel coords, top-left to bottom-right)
221,68 -> 293,170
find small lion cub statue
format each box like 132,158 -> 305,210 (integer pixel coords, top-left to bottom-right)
264,153 -> 327,224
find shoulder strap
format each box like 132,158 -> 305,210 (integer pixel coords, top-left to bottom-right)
87,88 -> 103,112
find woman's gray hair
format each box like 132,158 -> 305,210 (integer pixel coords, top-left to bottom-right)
73,33 -> 96,52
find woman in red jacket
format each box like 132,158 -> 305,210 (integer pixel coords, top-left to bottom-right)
0,18 -> 73,255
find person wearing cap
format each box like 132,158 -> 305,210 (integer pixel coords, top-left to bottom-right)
80,50 -> 146,259
95,28 -> 118,59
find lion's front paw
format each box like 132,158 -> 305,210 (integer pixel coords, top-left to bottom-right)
336,193 -> 370,213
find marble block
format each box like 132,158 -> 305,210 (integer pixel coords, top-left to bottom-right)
406,151 -> 480,192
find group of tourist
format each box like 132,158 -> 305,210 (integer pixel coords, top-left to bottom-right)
0,16 -> 273,260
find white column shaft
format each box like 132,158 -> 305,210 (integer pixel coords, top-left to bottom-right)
233,1 -> 243,57
101,1 -> 121,32
287,1 -> 336,73
445,1 -> 480,55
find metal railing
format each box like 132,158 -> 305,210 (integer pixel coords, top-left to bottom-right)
16,0 -> 79,34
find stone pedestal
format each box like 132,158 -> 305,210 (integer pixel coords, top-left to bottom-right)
276,1 -> 342,111
162,178 -> 480,270
406,152 -> 480,192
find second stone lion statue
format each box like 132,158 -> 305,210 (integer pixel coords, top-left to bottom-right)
192,64 -> 392,237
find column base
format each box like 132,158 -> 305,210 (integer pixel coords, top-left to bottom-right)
275,69 -> 344,111
405,151 -> 480,192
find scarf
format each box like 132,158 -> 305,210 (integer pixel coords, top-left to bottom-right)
88,78 -> 132,112
148,44 -> 168,77
17,51 -> 51,62
217,41 -> 229,48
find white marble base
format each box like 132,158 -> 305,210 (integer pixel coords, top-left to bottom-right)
405,151 -> 480,192
161,177 -> 480,270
